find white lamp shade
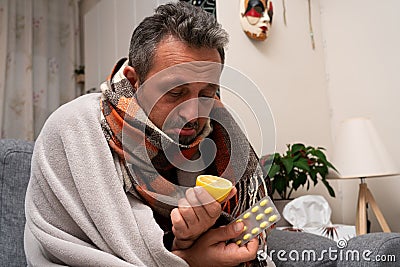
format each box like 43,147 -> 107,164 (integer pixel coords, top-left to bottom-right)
332,117 -> 399,178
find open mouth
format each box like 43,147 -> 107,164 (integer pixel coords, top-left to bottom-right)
164,120 -> 199,138
260,26 -> 268,32
178,127 -> 196,136
165,127 -> 196,136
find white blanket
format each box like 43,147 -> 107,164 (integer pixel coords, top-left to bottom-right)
24,93 -> 188,267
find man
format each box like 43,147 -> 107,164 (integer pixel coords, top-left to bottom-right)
24,2 -> 270,266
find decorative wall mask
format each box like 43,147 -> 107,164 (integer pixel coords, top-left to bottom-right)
240,0 -> 273,41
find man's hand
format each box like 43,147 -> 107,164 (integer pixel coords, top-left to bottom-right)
171,186 -> 237,250
173,222 -> 258,267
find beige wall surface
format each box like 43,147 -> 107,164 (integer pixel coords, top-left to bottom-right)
216,0 -> 340,221
217,0 -> 400,231
83,0 -> 172,91
217,0 -> 333,155
320,0 -> 400,232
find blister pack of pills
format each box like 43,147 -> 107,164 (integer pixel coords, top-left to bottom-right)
229,195 -> 281,246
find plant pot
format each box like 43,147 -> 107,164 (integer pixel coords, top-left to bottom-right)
273,199 -> 293,227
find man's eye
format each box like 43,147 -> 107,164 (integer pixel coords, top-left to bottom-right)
168,91 -> 182,97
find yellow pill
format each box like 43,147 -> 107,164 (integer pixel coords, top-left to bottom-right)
264,207 -> 273,214
260,199 -> 269,207
251,206 -> 259,213
251,227 -> 260,234
243,226 -> 248,232
236,219 -> 243,223
260,221 -> 268,228
269,215 -> 278,222
243,233 -> 251,240
243,212 -> 251,219
236,240 -> 242,245
256,214 -> 264,221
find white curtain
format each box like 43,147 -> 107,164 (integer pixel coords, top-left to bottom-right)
0,0 -> 80,140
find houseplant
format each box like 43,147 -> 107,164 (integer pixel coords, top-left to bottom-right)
260,143 -> 337,200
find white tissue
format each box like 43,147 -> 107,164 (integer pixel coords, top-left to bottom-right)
280,195 -> 356,241
282,195 -> 332,228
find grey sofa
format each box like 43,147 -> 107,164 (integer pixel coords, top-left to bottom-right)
1,139 -> 399,266
1,139 -> 33,266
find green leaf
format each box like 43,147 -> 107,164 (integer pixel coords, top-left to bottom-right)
292,154 -> 301,161
268,164 -> 281,177
326,161 -> 338,172
311,149 -> 327,161
281,157 -> 294,173
293,158 -> 311,172
273,152 -> 281,160
291,143 -> 305,154
316,165 -> 328,177
292,173 -> 307,190
274,177 -> 286,195
322,180 -> 336,197
309,170 -> 317,184
271,180 -> 276,192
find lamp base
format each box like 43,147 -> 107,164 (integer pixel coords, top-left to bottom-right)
356,179 -> 391,235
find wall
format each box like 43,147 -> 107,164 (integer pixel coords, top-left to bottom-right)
79,0 -> 99,65
217,0 -> 333,155
320,0 -> 400,232
218,0 -> 400,232
83,0 -> 171,91
216,0 -> 341,222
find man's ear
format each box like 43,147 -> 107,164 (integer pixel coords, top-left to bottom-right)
123,66 -> 140,89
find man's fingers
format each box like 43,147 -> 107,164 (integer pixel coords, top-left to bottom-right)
208,222 -> 244,244
222,237 -> 258,263
177,198 -> 198,226
192,187 -> 221,218
171,208 -> 188,229
243,237 -> 259,253
184,188 -> 210,220
202,227 -> 258,265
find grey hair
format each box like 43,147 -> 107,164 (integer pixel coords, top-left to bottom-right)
128,1 -> 229,82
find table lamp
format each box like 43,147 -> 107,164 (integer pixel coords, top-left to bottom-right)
331,117 -> 399,235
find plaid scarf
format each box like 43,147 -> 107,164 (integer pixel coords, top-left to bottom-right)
100,58 -> 271,234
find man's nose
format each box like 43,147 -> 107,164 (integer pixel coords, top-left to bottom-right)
178,98 -> 199,123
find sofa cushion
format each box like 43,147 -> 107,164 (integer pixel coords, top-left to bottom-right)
0,139 -> 34,267
268,229 -> 337,266
337,232 -> 400,267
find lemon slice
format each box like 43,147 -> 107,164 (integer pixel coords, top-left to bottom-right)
195,175 -> 233,202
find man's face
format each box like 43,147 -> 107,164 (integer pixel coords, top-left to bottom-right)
240,0 -> 273,41
136,36 -> 222,145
